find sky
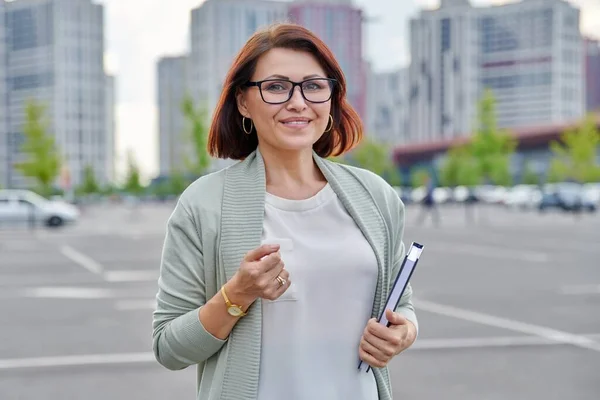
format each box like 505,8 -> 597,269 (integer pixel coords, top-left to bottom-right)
98,0 -> 600,182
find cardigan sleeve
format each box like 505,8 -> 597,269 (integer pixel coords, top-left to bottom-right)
389,196 -> 419,336
152,200 -> 227,371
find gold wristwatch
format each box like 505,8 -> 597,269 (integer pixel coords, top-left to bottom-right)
221,286 -> 247,317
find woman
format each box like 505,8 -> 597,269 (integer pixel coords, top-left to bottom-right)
153,23 -> 418,400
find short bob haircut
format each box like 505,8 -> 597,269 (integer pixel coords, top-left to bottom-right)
207,23 -> 363,160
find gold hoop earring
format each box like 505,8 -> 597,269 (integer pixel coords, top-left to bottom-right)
324,114 -> 333,133
242,117 -> 253,135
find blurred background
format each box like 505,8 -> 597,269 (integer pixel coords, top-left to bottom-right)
0,0 -> 599,399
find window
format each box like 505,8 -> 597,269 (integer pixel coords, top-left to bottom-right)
7,3 -> 54,51
8,9 -> 37,50
9,73 -> 54,91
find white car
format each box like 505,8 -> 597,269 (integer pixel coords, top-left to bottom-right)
0,189 -> 80,228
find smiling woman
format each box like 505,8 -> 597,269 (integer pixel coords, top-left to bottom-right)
208,23 -> 362,160
152,22 -> 418,400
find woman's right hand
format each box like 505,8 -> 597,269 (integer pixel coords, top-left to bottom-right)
226,244 -> 291,306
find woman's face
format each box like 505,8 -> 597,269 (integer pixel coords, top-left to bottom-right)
236,48 -> 333,155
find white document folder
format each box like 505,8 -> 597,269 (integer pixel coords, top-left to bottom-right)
358,242 -> 424,373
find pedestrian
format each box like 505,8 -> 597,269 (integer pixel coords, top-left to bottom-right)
416,175 -> 440,226
152,23 -> 418,400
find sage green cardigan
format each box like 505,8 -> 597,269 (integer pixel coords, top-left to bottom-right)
152,148 -> 418,400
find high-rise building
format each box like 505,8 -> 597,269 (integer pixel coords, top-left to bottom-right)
0,0 -> 111,189
289,0 -> 367,120
105,74 -> 116,184
585,37 -> 600,112
157,55 -> 190,176
408,0 -> 477,143
189,0 -> 289,119
408,0 -> 585,143
366,67 -> 409,145
0,0 -> 8,188
188,0 -> 289,172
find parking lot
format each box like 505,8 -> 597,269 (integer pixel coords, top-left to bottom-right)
0,201 -> 598,399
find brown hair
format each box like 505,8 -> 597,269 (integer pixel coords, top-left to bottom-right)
207,23 -> 363,160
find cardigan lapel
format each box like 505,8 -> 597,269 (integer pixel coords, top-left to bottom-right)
219,149 -> 266,400
314,154 -> 389,317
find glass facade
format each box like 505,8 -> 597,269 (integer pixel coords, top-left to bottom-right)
480,9 -> 553,54
7,4 -> 54,51
9,72 -> 54,91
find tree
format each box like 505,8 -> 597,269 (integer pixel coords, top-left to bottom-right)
521,160 -> 540,185
440,145 -> 483,187
78,164 -> 100,195
182,95 -> 211,177
548,114 -> 600,183
350,137 -> 402,186
410,168 -> 430,188
469,89 -> 517,186
14,99 -> 62,196
169,170 -> 189,195
123,150 -> 144,195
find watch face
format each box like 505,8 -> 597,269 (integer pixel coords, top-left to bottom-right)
228,306 -> 243,317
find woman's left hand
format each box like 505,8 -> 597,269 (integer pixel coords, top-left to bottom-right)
358,309 -> 417,369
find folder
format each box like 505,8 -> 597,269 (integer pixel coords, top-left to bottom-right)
358,241 -> 424,373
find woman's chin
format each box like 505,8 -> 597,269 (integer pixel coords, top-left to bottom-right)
272,131 -> 320,152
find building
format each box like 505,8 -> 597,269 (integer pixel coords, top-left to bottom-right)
157,55 -> 190,176
189,0 -> 289,119
585,37 -> 600,112
0,0 -> 111,190
188,0 -> 289,172
408,0 -> 477,144
105,74 -> 115,183
393,115 -> 600,184
366,67 -> 409,145
0,0 -> 8,188
288,0 -> 367,120
408,0 -> 585,144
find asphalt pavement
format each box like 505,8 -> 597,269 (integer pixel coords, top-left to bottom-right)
0,201 -> 598,400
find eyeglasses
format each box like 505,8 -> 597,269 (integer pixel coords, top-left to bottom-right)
244,78 -> 337,104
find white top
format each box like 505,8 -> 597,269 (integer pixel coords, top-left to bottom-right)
257,183 -> 379,400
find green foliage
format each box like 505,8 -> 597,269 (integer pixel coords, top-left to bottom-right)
410,168 -> 430,188
182,95 -> 210,176
123,150 -> 144,195
151,171 -> 190,198
469,89 -> 517,186
77,164 -> 100,195
521,160 -> 540,185
548,114 -> 600,183
440,145 -> 482,187
350,137 -> 402,186
14,99 -> 62,196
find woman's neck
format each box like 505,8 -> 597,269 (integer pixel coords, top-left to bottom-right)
259,145 -> 327,199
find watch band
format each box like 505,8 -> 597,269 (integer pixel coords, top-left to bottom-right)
221,286 -> 247,317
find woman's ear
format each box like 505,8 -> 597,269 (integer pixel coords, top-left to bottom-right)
236,88 -> 251,118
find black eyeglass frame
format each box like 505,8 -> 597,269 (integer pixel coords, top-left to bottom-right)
244,78 -> 338,104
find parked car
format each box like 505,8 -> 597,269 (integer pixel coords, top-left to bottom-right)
504,185 -> 542,210
0,189 -> 80,228
538,183 -> 596,213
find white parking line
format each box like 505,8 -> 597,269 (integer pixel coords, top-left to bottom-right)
412,334 -> 600,350
21,287 -> 115,299
60,245 -> 104,275
0,352 -> 156,370
415,299 -> 600,352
